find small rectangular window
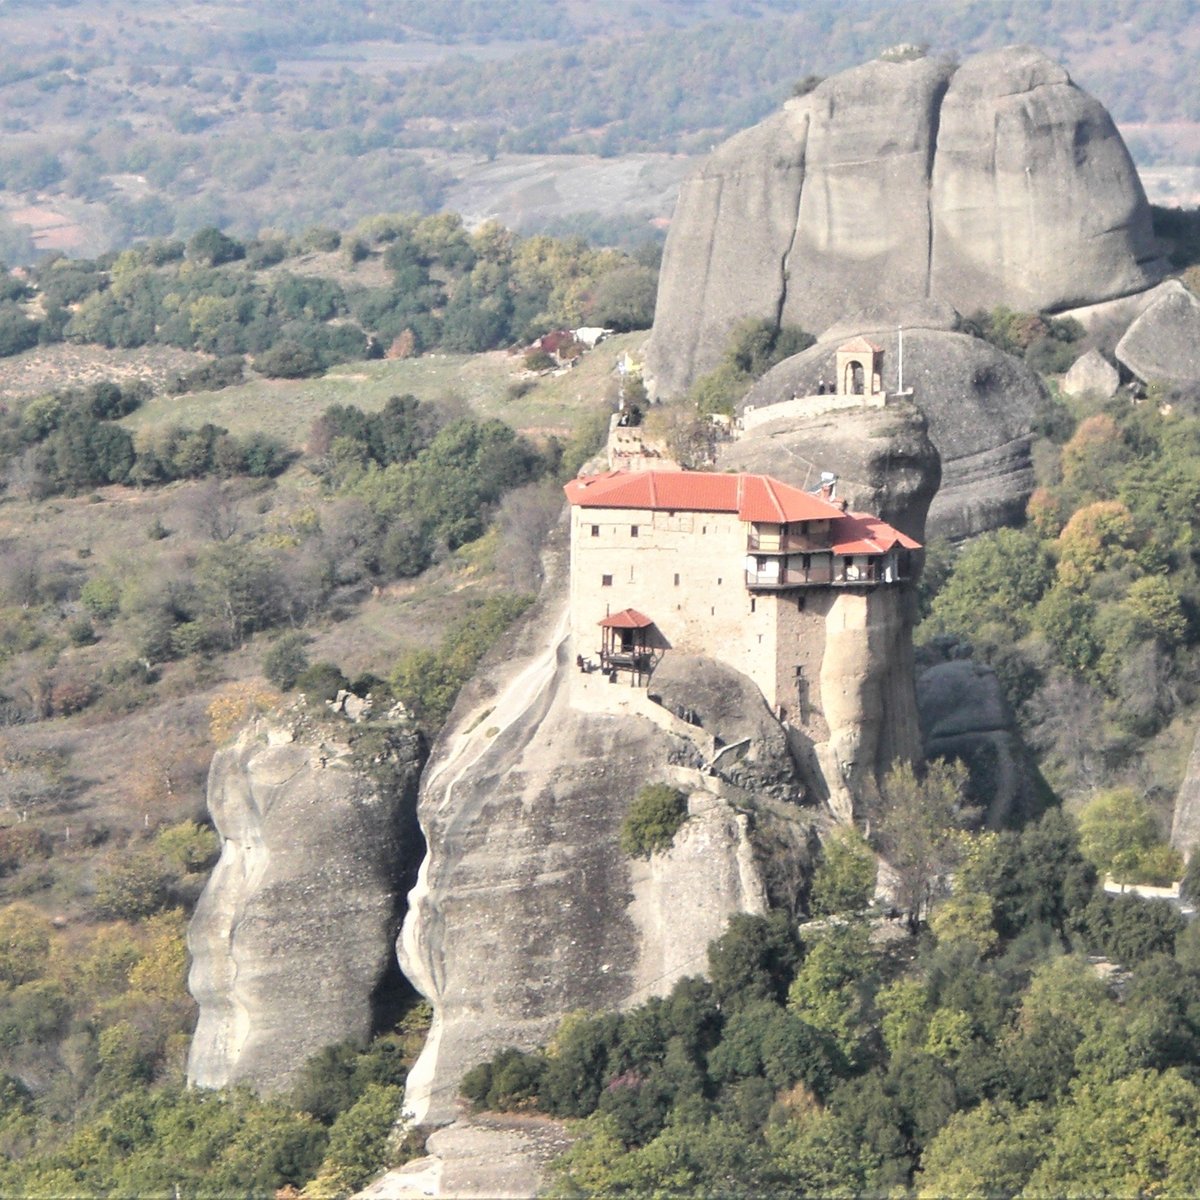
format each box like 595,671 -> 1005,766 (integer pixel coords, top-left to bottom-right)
630,525 -> 639,537
590,525 -> 600,537
717,577 -> 722,585
601,574 -> 612,587
674,573 -> 680,586
750,598 -> 756,613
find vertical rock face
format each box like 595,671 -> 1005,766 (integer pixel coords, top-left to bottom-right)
645,45 -> 1161,400
928,47 -> 1159,314
815,588 -> 922,824
783,57 -> 953,337
1170,727 -> 1200,859
396,577 -> 780,1128
187,715 -> 424,1094
648,104 -> 810,402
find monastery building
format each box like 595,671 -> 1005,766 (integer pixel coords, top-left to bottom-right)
563,469 -> 919,714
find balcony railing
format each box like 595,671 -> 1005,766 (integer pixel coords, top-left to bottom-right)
745,564 -> 907,589
746,532 -> 829,554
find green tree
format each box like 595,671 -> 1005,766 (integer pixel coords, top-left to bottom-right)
787,924 -> 874,1067
303,1082 -> 403,1197
926,527 -> 1052,640
1025,1070 -> 1200,1198
705,911 -> 803,1009
620,784 -> 688,858
917,1099 -> 1052,1199
1077,788 -> 1161,882
263,632 -> 310,690
929,892 -> 998,955
878,760 -> 974,931
187,226 -> 244,266
811,825 -> 877,916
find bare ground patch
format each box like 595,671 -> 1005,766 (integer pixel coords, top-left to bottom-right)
0,343 -> 210,403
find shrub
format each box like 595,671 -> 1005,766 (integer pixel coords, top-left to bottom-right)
49,676 -> 97,715
67,617 -> 97,646
93,850 -> 174,920
255,341 -> 322,379
81,575 -> 121,619
0,903 -> 51,985
263,632 -> 309,690
620,784 -> 688,858
296,661 -> 349,703
156,820 -> 219,873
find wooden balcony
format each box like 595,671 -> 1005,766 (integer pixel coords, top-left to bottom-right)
745,563 -> 908,590
746,532 -> 830,554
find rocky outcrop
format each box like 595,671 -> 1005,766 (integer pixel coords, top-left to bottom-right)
187,713 -> 424,1094
1116,285 -> 1200,384
720,384 -> 939,538
400,418 -> 932,1130
363,1114 -> 572,1200
648,653 -> 798,796
1170,727 -> 1200,859
398,600 -> 774,1127
916,653 -> 1048,829
646,45 -> 1161,400
927,47 -> 1159,316
1063,348 -> 1120,399
736,326 -> 1042,540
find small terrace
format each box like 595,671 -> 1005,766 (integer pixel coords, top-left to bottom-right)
745,561 -> 908,589
746,531 -> 831,555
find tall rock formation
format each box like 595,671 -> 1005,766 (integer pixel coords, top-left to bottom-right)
187,712 -> 424,1094
400,414 -> 937,1127
646,45 -> 1161,400
916,651 -> 1049,829
397,551 -> 783,1127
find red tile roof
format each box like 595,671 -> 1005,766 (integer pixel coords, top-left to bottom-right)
598,608 -> 654,629
564,470 -> 844,523
830,513 -> 921,555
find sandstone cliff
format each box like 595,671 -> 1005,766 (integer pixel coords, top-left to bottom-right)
718,391 -> 938,538
187,712 -> 424,1094
646,45 -> 1161,400
397,562 -> 780,1126
400,427 -> 930,1125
